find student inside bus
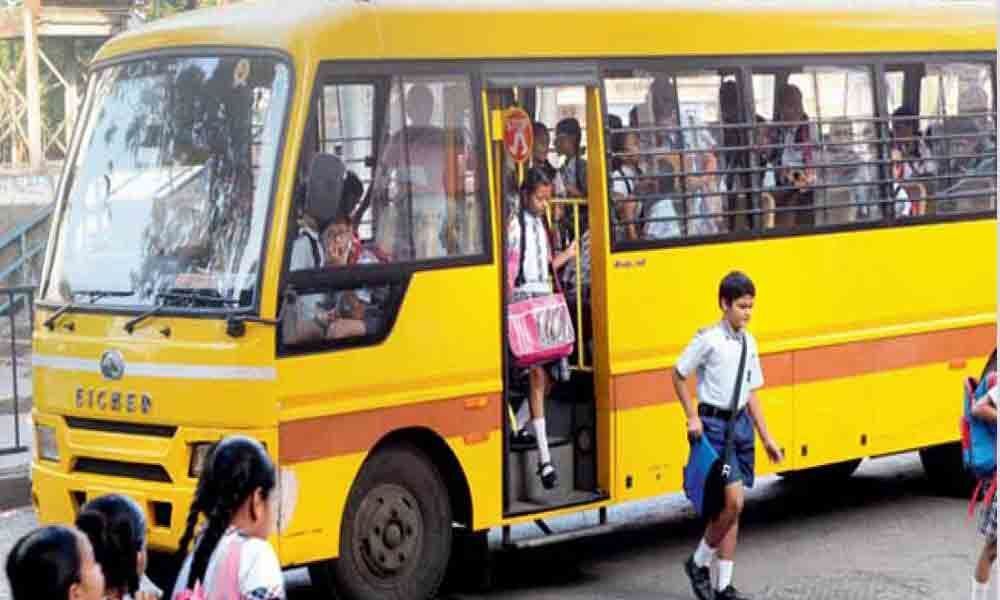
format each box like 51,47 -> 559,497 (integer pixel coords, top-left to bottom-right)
769,83 -> 817,228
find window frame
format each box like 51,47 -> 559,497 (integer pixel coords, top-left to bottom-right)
277,60 -> 494,357
600,51 -> 996,254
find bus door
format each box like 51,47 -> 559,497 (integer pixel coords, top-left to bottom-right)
482,65 -> 609,516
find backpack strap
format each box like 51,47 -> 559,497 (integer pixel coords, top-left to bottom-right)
721,334 -> 748,479
515,209 -> 527,288
307,232 -> 321,268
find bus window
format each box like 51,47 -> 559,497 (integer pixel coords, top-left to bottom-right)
371,75 -> 483,260
918,63 -> 996,215
793,67 -> 879,226
282,72 -> 485,349
604,68 -> 748,244
321,84 -> 376,239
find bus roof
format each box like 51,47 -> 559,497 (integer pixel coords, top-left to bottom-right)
95,0 -> 996,67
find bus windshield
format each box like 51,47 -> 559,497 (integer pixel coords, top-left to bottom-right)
43,54 -> 290,312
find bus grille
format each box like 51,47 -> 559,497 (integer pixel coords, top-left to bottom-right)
65,417 -> 177,438
73,458 -> 172,483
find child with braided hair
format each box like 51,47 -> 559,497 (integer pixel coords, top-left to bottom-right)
170,436 -> 284,600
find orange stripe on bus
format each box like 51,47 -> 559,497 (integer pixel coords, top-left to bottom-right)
616,324 -> 996,411
279,393 -> 500,464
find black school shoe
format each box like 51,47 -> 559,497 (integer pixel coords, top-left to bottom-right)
537,462 -> 558,489
683,555 -> 714,600
716,585 -> 752,600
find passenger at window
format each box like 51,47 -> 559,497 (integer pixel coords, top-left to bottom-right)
768,84 -> 816,228
642,156 -> 682,240
378,83 -> 449,260
891,107 -> 937,182
889,148 -> 913,218
611,126 -> 643,241
507,167 -> 578,489
290,155 -> 348,272
555,118 -> 588,199
532,121 -> 559,183
718,81 -> 754,231
648,76 -> 722,235
315,216 -> 384,340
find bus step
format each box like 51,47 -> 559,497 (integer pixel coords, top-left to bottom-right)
507,521 -> 622,550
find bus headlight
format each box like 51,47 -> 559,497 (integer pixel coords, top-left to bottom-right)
189,443 -> 215,478
36,425 -> 58,462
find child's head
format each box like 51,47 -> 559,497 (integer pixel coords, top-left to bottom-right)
6,525 -> 105,600
718,271 -> 756,330
176,436 -> 276,590
554,118 -> 582,157
520,166 -> 553,215
75,494 -> 147,600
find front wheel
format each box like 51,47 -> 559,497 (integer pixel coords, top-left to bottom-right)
311,443 -> 453,600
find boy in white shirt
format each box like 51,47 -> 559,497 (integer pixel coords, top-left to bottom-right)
674,271 -> 783,600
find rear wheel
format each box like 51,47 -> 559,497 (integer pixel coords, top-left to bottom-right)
310,443 -> 453,600
920,442 -> 975,496
778,458 -> 862,485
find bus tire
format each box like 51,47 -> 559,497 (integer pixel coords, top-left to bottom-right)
778,458 -> 862,484
317,442 -> 453,600
919,442 -> 975,496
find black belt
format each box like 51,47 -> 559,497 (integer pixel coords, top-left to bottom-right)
698,404 -> 743,421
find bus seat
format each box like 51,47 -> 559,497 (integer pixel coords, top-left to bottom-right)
306,153 -> 346,225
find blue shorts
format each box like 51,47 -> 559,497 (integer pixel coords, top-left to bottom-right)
702,411 -> 756,488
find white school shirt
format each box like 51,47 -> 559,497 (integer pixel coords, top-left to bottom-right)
172,529 -> 285,600
675,320 -> 764,411
507,211 -> 553,295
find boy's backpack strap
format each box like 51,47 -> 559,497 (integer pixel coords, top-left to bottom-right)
721,334 -> 748,477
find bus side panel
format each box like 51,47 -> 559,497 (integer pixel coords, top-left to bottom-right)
606,220 -> 995,489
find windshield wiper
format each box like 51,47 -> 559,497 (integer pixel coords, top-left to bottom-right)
42,302 -> 76,331
125,291 -> 243,334
43,290 -> 135,330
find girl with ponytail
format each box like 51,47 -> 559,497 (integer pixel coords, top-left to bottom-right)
170,436 -> 283,600
76,494 -> 161,599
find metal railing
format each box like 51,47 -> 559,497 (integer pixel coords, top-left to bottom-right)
0,205 -> 51,314
0,286 -> 33,457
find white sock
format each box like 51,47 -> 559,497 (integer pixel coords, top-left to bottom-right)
515,402 -> 531,430
717,560 -> 734,591
972,578 -> 989,600
693,538 -> 716,568
531,418 -> 552,465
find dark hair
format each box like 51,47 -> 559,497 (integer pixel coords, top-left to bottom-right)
175,436 -> 276,591
719,271 -> 755,306
607,114 -> 626,171
520,166 -> 552,208
341,171 -> 365,221
555,117 -> 582,153
532,121 -> 549,141
6,526 -> 85,600
75,494 -> 146,596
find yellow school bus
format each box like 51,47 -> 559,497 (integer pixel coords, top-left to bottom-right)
31,1 -> 996,598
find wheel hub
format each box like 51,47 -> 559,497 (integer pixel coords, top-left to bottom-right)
354,483 -> 423,577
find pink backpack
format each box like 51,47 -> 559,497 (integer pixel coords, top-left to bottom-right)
176,536 -> 245,600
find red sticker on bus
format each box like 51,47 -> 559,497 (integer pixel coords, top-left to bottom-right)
503,107 -> 533,164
